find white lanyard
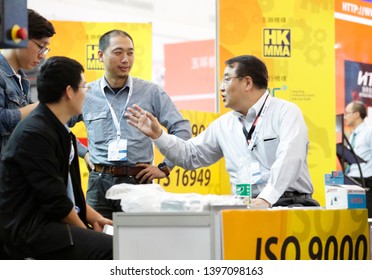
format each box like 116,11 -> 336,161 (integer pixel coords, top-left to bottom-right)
247,93 -> 272,150
100,77 -> 133,140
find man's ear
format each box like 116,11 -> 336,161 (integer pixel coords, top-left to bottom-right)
98,50 -> 104,62
65,85 -> 74,100
244,76 -> 253,91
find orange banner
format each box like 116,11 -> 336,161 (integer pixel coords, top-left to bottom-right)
335,0 -> 372,121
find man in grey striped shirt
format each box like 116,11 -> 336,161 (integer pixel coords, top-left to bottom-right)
71,30 -> 191,219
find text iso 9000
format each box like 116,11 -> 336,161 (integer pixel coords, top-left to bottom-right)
203,266 -> 263,276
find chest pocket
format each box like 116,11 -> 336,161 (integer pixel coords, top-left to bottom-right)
84,111 -> 108,143
5,88 -> 28,108
254,135 -> 279,169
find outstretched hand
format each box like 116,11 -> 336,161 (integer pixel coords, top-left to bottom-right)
126,104 -> 163,139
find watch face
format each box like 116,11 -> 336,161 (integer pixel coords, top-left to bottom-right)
158,163 -> 166,170
158,163 -> 170,175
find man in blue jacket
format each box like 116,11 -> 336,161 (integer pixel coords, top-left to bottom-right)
0,9 -> 55,155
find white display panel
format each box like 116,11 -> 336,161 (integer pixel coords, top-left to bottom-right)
113,212 -> 221,260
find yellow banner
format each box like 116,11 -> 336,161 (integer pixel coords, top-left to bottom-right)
222,208 -> 370,260
49,21 -> 152,193
49,21 -> 152,81
219,0 -> 336,205
155,110 -> 231,194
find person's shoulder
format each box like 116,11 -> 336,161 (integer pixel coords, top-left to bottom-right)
270,97 -> 304,118
220,110 -> 235,119
12,110 -> 50,139
87,78 -> 101,87
0,58 -> 10,85
362,121 -> 372,131
272,96 -> 300,109
85,79 -> 102,98
133,77 -> 159,88
271,95 -> 291,104
212,111 -> 235,126
0,53 -> 7,67
133,77 -> 166,97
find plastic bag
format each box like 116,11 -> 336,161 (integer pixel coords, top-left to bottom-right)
105,183 -> 245,213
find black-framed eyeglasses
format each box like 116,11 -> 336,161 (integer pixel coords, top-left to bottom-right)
220,76 -> 239,85
344,111 -> 355,115
78,85 -> 91,91
30,39 -> 50,55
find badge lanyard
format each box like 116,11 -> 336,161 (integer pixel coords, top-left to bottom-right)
100,77 -> 133,141
240,93 -> 271,150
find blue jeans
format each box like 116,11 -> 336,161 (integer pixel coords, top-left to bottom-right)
86,171 -> 141,219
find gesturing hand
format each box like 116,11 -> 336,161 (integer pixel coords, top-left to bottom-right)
126,104 -> 163,139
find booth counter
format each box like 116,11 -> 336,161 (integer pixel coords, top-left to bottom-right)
113,208 -> 370,260
113,212 -> 221,260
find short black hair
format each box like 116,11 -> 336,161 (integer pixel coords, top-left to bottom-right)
28,9 -> 55,40
99,29 -> 134,52
225,55 -> 268,89
37,56 -> 84,104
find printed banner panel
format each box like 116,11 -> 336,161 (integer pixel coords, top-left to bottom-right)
164,40 -> 216,112
335,0 -> 372,115
219,0 -> 336,205
222,208 -> 370,260
344,60 -> 372,117
154,110 -> 231,195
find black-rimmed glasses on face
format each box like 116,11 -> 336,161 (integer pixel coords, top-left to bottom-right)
220,76 -> 239,85
30,39 -> 50,55
78,85 -> 91,91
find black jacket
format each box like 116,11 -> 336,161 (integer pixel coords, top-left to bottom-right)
0,103 -> 87,258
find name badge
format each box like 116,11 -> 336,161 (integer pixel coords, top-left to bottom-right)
108,139 -> 127,161
250,160 -> 262,184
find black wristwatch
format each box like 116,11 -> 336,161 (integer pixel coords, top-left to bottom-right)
158,162 -> 170,177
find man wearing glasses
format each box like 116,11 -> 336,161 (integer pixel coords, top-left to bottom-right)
127,55 -> 318,208
0,9 -> 55,156
344,101 -> 372,218
0,9 -> 55,259
0,56 -> 113,260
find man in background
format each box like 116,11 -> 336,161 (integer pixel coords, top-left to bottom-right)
344,100 -> 372,217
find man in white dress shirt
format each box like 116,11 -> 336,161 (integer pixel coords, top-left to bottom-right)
126,55 -> 318,208
344,101 -> 372,217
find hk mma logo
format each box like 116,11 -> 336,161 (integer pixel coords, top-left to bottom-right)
263,29 -> 291,57
86,45 -> 104,70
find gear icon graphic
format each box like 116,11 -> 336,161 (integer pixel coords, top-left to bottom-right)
304,43 -> 326,66
313,28 -> 327,44
284,18 -> 312,50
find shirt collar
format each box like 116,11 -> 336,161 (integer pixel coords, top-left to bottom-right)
64,124 -> 71,133
354,121 -> 367,135
100,75 -> 132,94
233,89 -> 270,121
0,53 -> 27,78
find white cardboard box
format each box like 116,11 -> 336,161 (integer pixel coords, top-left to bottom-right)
326,184 -> 366,209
